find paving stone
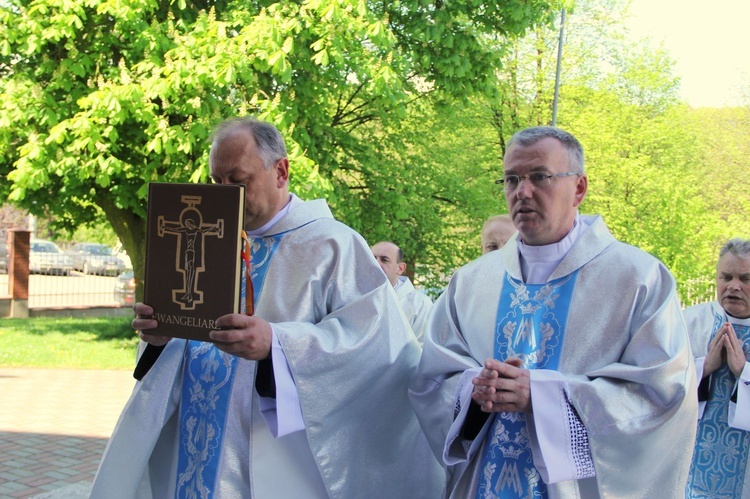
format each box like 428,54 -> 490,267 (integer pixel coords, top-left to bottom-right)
0,368 -> 132,498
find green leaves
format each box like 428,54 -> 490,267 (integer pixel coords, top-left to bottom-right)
1,0 -> 556,289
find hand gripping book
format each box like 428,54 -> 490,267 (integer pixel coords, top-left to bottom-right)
143,182 -> 245,341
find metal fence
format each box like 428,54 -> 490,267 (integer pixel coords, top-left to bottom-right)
1,271 -> 716,312
0,271 -> 124,309
680,279 -> 716,308
0,228 -> 133,313
0,231 -> 717,312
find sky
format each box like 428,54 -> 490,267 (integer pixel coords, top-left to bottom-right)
624,0 -> 750,108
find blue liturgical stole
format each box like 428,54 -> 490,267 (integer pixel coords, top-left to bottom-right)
686,312 -> 750,498
174,234 -> 284,498
475,271 -> 579,499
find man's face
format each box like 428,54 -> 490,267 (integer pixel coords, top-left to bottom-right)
716,253 -> 750,319
481,220 -> 515,254
371,242 -> 404,286
503,137 -> 587,246
210,129 -> 289,231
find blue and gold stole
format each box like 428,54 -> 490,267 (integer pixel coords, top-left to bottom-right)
686,311 -> 750,498
174,233 -> 283,498
475,271 -> 578,499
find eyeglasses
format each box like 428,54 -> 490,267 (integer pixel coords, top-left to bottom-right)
495,171 -> 581,190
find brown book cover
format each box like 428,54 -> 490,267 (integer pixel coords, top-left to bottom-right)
143,182 -> 245,341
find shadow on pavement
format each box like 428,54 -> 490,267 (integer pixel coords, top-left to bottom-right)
0,431 -> 105,498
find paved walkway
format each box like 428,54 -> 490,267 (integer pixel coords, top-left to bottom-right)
0,368 -> 136,498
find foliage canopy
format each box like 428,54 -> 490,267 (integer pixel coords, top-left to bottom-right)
3,0 -> 747,307
0,0 -> 559,293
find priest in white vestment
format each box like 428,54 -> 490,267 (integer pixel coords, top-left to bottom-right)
371,241 -> 433,343
480,214 -> 515,254
91,119 -> 444,499
684,238 -> 750,498
409,126 -> 697,498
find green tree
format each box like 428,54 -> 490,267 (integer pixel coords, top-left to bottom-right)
690,106 -> 750,238
342,98 -> 504,289
444,0 -> 724,304
559,42 -> 724,303
0,0 -> 558,297
562,84 -> 718,302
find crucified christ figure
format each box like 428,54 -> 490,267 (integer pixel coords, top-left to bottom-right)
159,196 -> 224,310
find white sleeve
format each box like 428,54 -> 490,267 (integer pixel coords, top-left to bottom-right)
527,370 -> 596,484
258,328 -> 306,437
694,356 -> 707,419
412,296 -> 434,345
443,367 -> 490,465
728,361 -> 750,431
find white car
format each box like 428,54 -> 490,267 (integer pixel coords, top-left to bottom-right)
30,240 -> 74,276
112,242 -> 133,270
66,242 -> 126,276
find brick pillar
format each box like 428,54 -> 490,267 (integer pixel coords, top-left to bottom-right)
8,230 -> 30,318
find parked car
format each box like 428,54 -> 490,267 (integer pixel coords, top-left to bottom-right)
112,242 -> 132,270
29,240 -> 74,276
0,234 -> 7,274
113,270 -> 136,307
66,242 -> 126,276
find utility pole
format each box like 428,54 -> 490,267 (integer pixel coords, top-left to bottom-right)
551,8 -> 566,126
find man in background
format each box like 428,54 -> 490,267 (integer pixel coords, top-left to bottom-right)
480,213 -> 515,254
684,238 -> 750,498
410,125 -> 697,497
371,240 -> 433,344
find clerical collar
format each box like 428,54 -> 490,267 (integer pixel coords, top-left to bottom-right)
709,301 -> 750,326
728,314 -> 750,326
394,276 -> 406,291
247,194 -> 301,237
724,309 -> 750,327
517,213 -> 588,284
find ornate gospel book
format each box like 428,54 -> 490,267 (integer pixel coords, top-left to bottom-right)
143,182 -> 245,341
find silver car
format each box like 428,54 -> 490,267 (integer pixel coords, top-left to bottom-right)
113,270 -> 136,307
30,240 -> 74,276
66,242 -> 126,276
0,234 -> 7,274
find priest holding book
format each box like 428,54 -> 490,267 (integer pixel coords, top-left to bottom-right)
91,118 -> 444,498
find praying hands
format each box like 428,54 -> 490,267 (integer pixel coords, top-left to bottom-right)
704,322 -> 748,378
471,357 -> 531,413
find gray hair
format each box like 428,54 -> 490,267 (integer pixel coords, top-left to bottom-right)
211,118 -> 288,170
507,126 -> 585,173
719,238 -> 750,259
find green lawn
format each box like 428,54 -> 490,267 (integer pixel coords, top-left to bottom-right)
0,316 -> 140,369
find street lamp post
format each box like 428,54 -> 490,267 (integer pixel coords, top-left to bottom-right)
552,8 -> 566,126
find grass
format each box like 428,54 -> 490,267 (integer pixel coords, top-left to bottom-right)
0,316 -> 140,369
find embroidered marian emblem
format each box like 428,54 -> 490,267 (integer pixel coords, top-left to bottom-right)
475,271 -> 579,499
